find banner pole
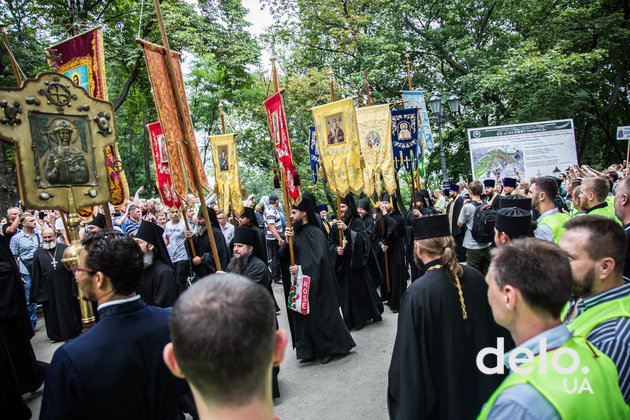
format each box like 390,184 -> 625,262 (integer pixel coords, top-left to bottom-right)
0,25 -> 23,86
152,0 -> 222,271
270,57 -> 295,266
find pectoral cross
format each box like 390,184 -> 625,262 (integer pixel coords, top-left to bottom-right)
51,258 -> 57,269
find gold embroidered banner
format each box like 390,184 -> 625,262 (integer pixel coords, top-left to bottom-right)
356,104 -> 397,195
46,27 -> 129,209
139,39 -> 209,197
311,98 -> 363,196
209,134 -> 244,217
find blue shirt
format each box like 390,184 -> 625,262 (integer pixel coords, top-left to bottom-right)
9,229 -> 42,275
486,324 -> 569,420
564,278 -> 630,403
534,208 -> 558,243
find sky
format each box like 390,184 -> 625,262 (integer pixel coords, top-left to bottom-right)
241,0 -> 275,65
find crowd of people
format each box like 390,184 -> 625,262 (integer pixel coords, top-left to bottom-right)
1,161 -> 630,419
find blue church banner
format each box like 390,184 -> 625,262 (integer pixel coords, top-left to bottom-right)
402,90 -> 435,153
391,109 -> 419,173
308,125 -> 326,184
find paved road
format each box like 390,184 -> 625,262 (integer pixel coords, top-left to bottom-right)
27,283 -> 399,419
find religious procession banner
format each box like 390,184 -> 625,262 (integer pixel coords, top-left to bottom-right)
46,27 -> 129,209
147,121 -> 181,209
402,90 -> 435,153
311,98 -> 363,196
355,105 -> 396,195
208,134 -> 244,217
264,92 -> 300,201
308,125 -> 326,185
391,108 -> 420,174
139,39 -> 209,197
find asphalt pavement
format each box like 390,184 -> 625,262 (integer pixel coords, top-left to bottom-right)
27,283 -> 399,419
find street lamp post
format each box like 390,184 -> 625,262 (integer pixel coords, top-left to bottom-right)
428,88 -> 461,189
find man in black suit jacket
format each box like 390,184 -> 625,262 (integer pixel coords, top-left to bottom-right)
40,230 -> 187,420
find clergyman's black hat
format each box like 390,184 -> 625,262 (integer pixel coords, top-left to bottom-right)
498,195 -> 531,211
411,214 -> 451,240
233,227 -> 257,247
503,177 -> 517,188
87,213 -> 107,229
483,179 -> 496,188
495,207 -> 531,238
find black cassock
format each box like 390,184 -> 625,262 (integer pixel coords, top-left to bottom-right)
189,226 -> 230,278
388,260 -> 511,420
328,217 -> 383,330
0,234 -> 42,418
227,254 -> 280,398
279,223 -> 356,360
373,212 -> 408,311
138,259 -> 178,308
30,244 -> 81,341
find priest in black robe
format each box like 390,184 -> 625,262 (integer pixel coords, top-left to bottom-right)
135,221 -> 177,307
0,223 -> 43,419
188,206 -> 230,278
357,198 -> 384,290
227,226 -> 280,398
30,228 -> 81,341
373,193 -> 408,312
388,214 -> 511,420
328,195 -> 383,330
280,196 -> 355,364
232,207 -> 279,311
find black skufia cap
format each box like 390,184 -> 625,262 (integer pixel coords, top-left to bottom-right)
411,214 -> 451,240
483,179 -> 496,188
357,199 -> 370,211
498,195 -> 531,211
87,213 -> 107,228
495,207 -> 531,238
233,227 -> 257,247
503,177 -> 517,188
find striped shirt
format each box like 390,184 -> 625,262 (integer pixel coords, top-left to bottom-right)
564,279 -> 630,403
9,229 -> 42,275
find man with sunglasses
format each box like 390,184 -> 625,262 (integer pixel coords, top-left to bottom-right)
40,230 -> 187,420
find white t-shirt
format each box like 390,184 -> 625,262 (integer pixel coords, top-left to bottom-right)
164,219 -> 188,263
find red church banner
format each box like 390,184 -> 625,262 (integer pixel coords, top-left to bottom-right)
264,92 -> 300,201
147,121 -> 181,209
46,27 -> 129,209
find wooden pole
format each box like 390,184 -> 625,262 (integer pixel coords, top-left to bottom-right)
364,70 -> 371,107
152,0 -> 222,271
406,53 -> 412,91
182,209 -> 196,257
59,211 -> 72,244
102,204 -> 113,229
270,57 -> 295,265
174,193 -> 196,257
377,193 -> 390,293
0,26 -> 22,86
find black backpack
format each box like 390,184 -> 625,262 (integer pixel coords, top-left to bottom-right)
471,201 -> 496,243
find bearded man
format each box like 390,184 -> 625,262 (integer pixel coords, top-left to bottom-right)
134,221 -> 177,308
188,207 -> 230,278
30,228 -> 81,342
